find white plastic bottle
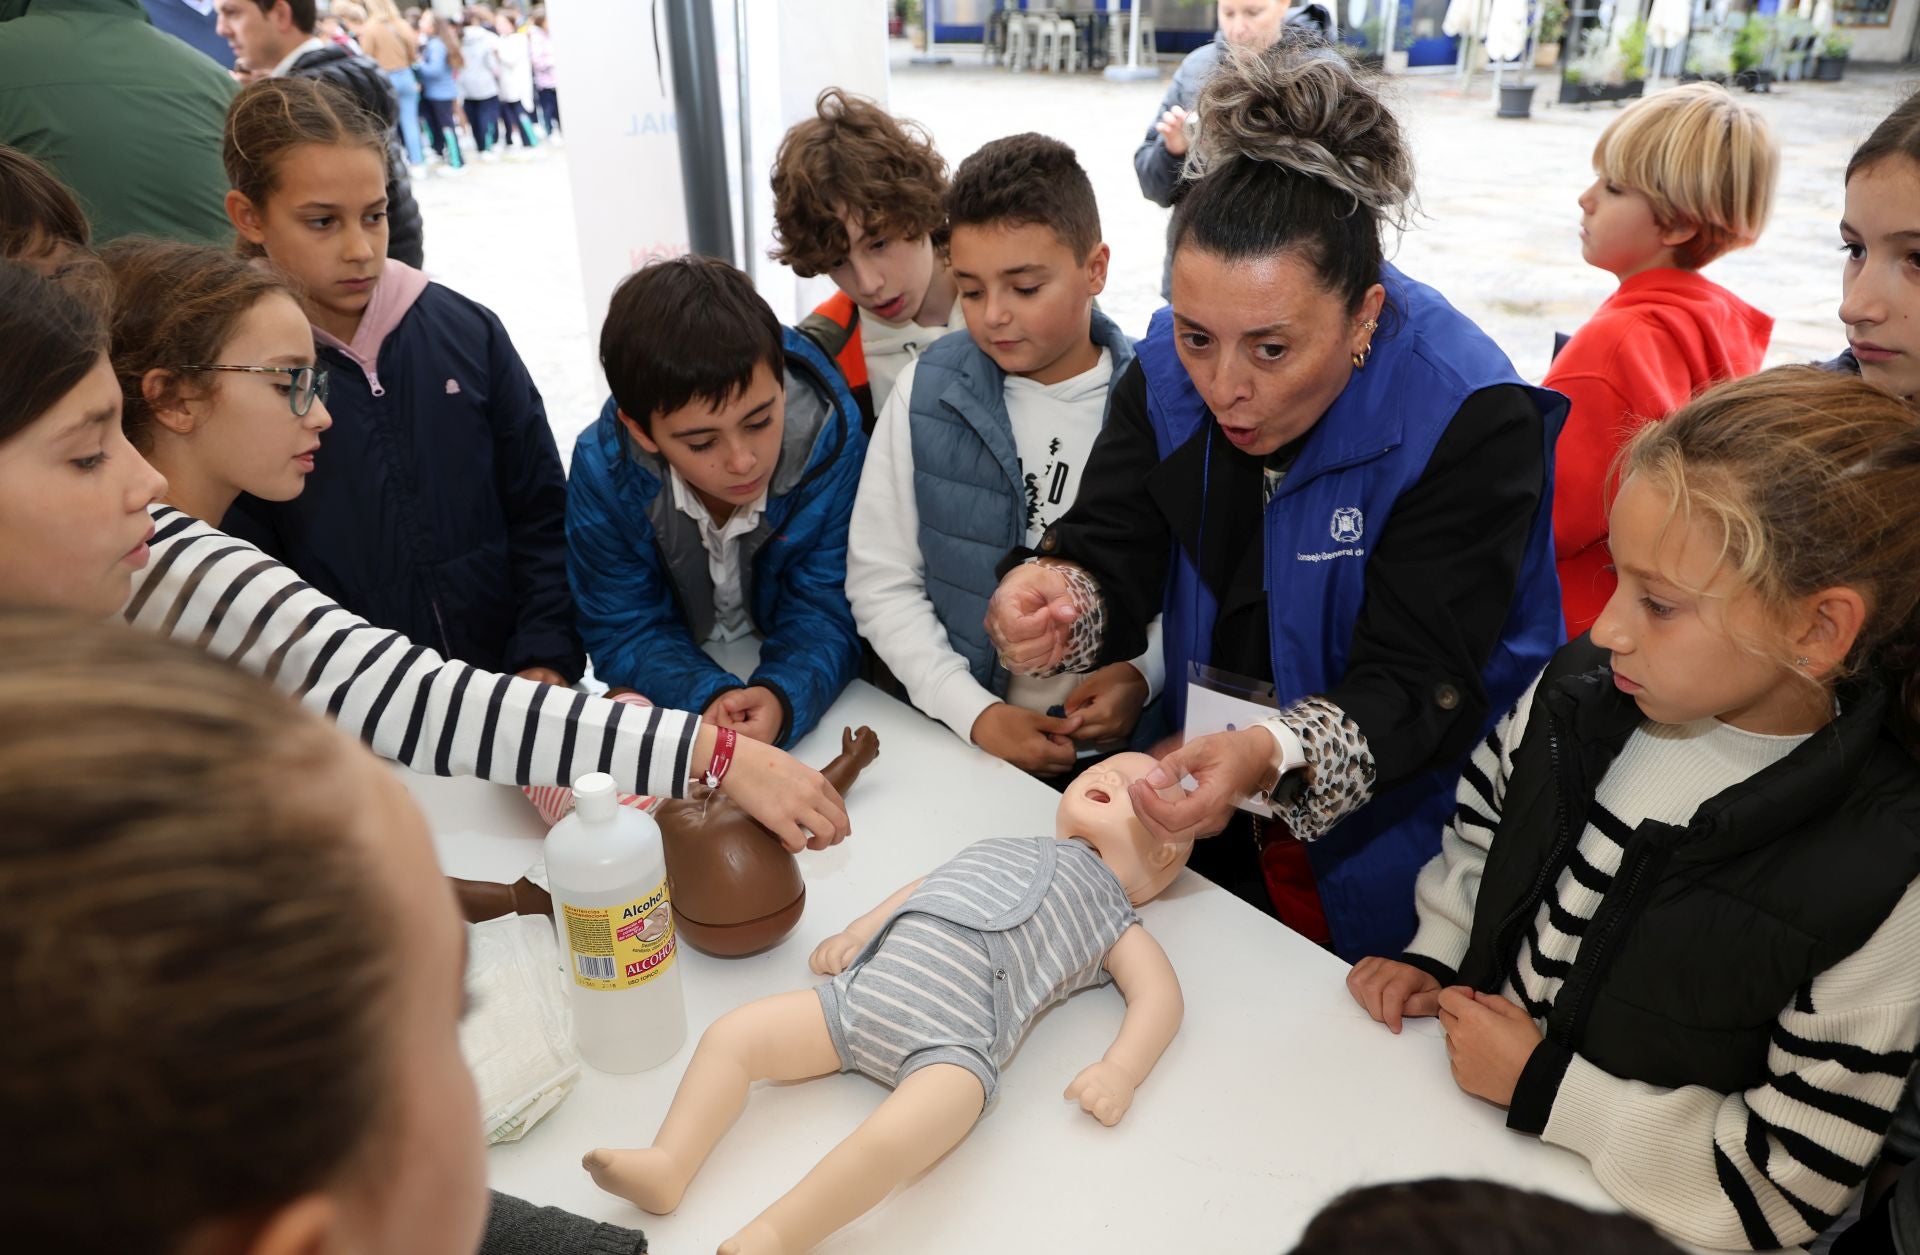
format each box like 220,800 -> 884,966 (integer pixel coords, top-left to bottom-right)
543,772 -> 687,1073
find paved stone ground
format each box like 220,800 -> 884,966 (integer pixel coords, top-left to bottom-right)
411,47 -> 1917,458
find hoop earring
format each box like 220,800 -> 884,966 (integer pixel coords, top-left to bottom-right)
1352,318 -> 1380,370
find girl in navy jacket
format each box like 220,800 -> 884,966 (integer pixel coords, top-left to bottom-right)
218,76 -> 583,684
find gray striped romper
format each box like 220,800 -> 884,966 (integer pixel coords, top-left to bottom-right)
815,836 -> 1140,1105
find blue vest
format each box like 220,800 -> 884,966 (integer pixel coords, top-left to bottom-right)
1137,265 -> 1567,961
908,310 -> 1136,693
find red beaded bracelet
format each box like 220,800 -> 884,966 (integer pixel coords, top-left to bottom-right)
702,725 -> 738,791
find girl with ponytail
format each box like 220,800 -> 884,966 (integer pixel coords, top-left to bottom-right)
985,32 -> 1567,963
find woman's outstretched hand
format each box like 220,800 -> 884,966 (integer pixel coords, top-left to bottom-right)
984,562 -> 1080,676
1127,727 -> 1277,844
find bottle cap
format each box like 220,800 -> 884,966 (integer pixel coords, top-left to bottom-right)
572,771 -> 619,824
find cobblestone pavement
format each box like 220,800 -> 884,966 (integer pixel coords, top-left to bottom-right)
412,48 -> 1917,457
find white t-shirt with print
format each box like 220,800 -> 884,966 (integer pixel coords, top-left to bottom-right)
1002,349 -> 1112,715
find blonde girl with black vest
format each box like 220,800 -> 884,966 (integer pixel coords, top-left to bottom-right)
1349,367 -> 1920,1250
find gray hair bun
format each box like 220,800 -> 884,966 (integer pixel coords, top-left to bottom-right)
1187,34 -> 1417,231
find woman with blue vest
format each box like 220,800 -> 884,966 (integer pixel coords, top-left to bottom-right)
985,34 -> 1567,963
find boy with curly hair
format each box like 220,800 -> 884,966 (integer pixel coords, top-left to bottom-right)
772,88 -> 964,431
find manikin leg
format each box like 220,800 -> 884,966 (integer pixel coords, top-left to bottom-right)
583,990 -> 841,1214
719,1062 -> 985,1255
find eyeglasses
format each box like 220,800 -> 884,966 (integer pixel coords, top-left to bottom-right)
176,364 -> 330,417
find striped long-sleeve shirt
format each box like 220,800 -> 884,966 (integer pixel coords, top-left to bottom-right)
126,506 -> 701,797
1406,673 -> 1920,1250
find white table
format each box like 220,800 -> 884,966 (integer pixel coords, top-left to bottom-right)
413,679 -> 1719,1253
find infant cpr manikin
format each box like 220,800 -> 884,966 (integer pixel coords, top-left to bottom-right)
581,752 -> 1199,1255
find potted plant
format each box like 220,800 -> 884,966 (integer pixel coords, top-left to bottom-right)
1534,0 -> 1567,68
902,0 -> 926,52
1617,16 -> 1649,82
1559,17 -> 1646,105
1682,30 -> 1733,83
1731,15 -> 1776,91
1817,30 -> 1853,80
1559,44 -> 1618,103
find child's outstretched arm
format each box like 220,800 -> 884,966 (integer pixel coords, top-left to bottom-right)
1353,672 -> 1537,1031
1403,671 -> 1539,972
1066,923 -> 1183,1127
484,317 -> 587,681
129,506 -> 700,798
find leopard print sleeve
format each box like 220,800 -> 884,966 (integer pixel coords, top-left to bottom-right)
1006,559 -> 1108,677
1269,695 -> 1377,841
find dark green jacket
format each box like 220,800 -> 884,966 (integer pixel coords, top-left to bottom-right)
0,0 -> 235,246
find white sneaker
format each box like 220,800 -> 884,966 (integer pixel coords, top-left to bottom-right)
480,149 -> 500,163
408,164 -> 427,180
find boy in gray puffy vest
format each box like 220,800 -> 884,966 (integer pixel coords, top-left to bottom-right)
845,133 -> 1161,779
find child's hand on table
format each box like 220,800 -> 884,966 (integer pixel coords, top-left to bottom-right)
704,685 -> 783,744
1347,957 -> 1443,1033
971,702 -> 1083,776
1437,986 -> 1543,1108
1065,663 -> 1149,745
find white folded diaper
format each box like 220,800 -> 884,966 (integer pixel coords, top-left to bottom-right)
460,911 -> 580,1145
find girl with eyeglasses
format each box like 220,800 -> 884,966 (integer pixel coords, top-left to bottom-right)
101,239 -> 334,525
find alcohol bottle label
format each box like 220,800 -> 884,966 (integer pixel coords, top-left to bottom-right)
562,881 -> 677,991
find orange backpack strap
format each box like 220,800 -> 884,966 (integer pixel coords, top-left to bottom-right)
798,293 -> 876,432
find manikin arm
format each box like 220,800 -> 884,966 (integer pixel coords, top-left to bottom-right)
1065,924 -> 1183,1126
808,877 -> 926,976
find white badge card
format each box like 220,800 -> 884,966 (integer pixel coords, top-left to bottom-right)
1184,662 -> 1280,818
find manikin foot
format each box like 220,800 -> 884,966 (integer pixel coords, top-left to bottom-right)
717,1218 -> 790,1255
581,1147 -> 689,1215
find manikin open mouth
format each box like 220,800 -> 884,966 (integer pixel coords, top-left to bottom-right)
1087,789 -> 1112,804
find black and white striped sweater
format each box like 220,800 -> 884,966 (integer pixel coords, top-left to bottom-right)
1407,673 -> 1920,1250
126,506 -> 700,797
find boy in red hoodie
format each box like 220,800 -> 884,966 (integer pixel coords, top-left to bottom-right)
1549,83 -> 1779,634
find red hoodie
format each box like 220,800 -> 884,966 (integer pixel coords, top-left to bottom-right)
1547,268 -> 1773,635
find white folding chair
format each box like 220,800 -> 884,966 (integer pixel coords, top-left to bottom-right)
1032,11 -> 1060,70
1107,9 -> 1156,66
1051,16 -> 1084,71
1007,13 -> 1035,70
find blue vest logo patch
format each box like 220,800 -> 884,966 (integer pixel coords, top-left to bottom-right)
1330,507 -> 1365,544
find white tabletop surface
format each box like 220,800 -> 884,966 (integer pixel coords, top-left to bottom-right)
412,679 -> 1750,1254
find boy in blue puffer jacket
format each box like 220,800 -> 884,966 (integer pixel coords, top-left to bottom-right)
566,256 -> 866,750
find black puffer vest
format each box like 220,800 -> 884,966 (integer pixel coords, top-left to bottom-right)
1456,639 -> 1920,1094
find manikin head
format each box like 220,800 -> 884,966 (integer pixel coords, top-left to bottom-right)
1056,753 -> 1197,906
